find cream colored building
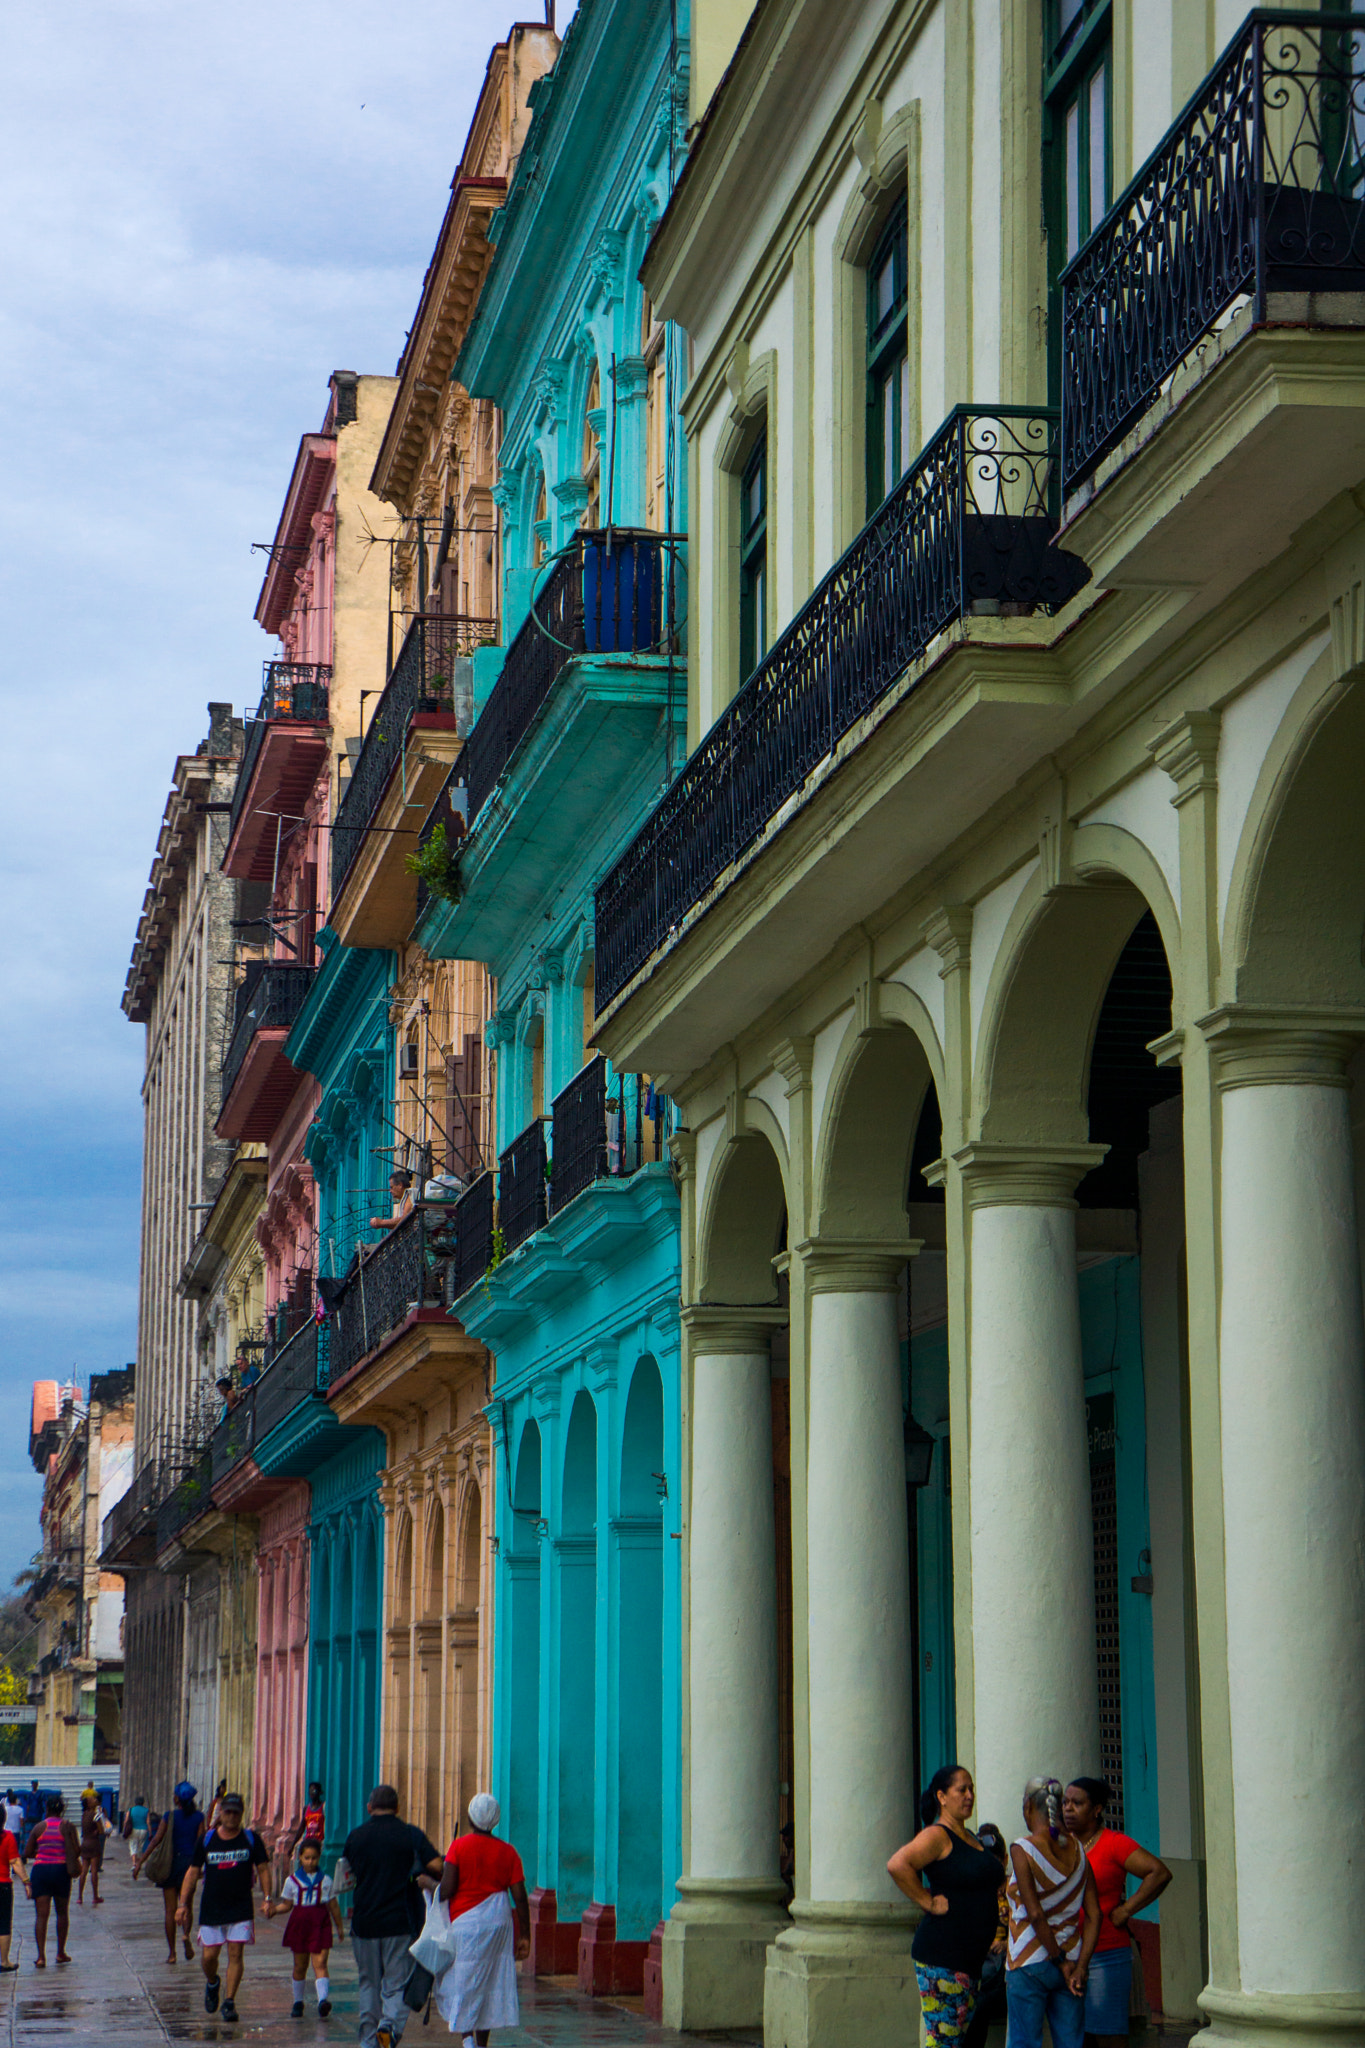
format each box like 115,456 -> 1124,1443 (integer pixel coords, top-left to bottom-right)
593,6 -> 1365,2048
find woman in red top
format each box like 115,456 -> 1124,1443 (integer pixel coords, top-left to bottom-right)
1062,1778 -> 1171,2048
435,1794 -> 530,2046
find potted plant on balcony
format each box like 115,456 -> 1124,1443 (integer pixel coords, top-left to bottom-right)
405,821 -> 461,906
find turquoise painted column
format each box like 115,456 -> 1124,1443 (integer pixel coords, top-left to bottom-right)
615,1356 -> 665,1939
556,1389 -> 597,1920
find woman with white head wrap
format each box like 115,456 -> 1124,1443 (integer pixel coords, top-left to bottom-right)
434,1794 -> 529,2043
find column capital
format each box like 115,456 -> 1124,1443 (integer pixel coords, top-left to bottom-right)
1148,709 -> 1220,806
1199,1006 -> 1365,1090
953,1141 -> 1107,1206
794,1237 -> 919,1292
683,1305 -> 788,1354
922,904 -> 973,976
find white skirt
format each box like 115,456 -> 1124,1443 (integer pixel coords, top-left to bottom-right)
435,1890 -> 520,2034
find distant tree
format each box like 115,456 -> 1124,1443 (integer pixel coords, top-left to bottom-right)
0,1666 -> 33,1769
0,1591 -> 38,1677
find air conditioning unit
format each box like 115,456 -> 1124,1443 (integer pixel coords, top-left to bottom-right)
399,1043 -> 421,1079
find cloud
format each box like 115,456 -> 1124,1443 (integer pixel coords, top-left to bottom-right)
0,0 -> 578,1584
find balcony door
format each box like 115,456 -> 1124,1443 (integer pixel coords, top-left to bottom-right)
1044,0 -> 1112,404
866,197 -> 910,517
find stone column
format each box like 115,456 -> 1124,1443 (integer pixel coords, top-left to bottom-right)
766,1243 -> 917,2048
664,1309 -> 789,2032
1202,1021 -> 1365,2048
958,1145 -> 1105,1823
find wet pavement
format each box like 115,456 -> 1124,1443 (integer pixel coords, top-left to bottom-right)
1,1839 -> 763,2045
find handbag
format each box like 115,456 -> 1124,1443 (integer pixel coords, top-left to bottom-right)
63,1825 -> 80,1879
141,1822 -> 175,1887
402,1962 -> 435,2014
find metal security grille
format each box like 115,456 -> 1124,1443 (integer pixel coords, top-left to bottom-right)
1090,1454 -> 1125,1830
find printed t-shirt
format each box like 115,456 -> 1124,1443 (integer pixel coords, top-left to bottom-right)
191,1827 -> 269,1927
342,1816 -> 440,1939
443,1832 -> 524,1919
1084,1829 -> 1140,1952
0,1831 -> 18,1883
301,1804 -> 326,1841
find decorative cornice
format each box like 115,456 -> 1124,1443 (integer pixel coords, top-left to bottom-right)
1198,1005 -> 1365,1089
794,1236 -> 919,1292
952,1142 -> 1108,1207
922,905 -> 973,976
1148,710 -> 1220,807
770,1035 -> 813,1098
683,1305 -> 787,1352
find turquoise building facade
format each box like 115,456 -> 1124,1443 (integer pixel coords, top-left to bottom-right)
422,0 -> 690,1995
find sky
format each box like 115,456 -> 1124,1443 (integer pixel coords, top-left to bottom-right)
0,0 -> 578,1589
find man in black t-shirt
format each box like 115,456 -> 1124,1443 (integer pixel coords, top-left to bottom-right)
343,1785 -> 443,2048
176,1793 -> 272,2024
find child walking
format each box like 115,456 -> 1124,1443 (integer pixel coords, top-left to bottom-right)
271,1839 -> 344,2018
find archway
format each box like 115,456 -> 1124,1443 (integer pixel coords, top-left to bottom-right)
508,1424 -> 542,1864
558,1392 -> 597,1919
422,1500 -> 445,1840
355,1515 -> 381,1845
616,1359 -> 664,1939
455,1486 -> 483,1829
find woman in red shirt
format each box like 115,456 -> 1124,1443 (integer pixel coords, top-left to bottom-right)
1062,1778 -> 1171,2048
435,1794 -> 530,2046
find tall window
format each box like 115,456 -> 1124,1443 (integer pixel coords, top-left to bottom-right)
866,198 -> 910,514
643,294 -> 668,532
1045,1 -> 1112,390
582,363 -> 601,528
738,433 -> 768,684
533,475 -> 548,569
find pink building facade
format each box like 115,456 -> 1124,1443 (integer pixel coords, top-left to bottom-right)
252,1482 -> 312,1859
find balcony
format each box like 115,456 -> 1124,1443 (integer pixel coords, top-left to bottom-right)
254,1317 -> 331,1441
223,661 -> 331,883
549,1058 -> 667,1215
448,1172 -> 495,1298
209,1393 -> 256,1491
329,1208 -> 457,1385
100,1460 -> 161,1567
155,1450 -> 214,1558
1062,11 -> 1365,494
328,613 -> 489,943
594,407 -> 1088,1009
217,961 -> 315,1141
499,1119 -> 548,1256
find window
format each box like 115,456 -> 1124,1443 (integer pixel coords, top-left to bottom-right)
533,475 -> 548,569
581,363 -> 601,528
738,434 -> 768,684
1044,1 -> 1111,393
866,198 -> 910,514
643,294 -> 668,532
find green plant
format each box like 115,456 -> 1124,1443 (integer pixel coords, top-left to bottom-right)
405,821 -> 461,906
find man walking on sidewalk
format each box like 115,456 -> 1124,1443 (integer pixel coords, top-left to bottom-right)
176,1793 -> 273,2025
343,1786 -> 443,2048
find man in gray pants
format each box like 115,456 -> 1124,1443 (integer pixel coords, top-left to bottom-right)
342,1787 -> 443,2048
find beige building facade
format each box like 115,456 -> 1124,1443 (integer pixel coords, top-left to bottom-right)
593,6 -> 1365,2048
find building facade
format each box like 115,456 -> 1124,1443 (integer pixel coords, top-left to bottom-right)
416,0 -> 691,2000
591,7 -> 1365,2048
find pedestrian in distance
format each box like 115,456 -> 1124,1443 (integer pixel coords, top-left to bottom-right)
207,1780 -> 228,1830
77,1790 -> 105,1906
134,1781 -> 204,1962
435,1792 -> 531,2044
1063,1777 -> 1171,2048
23,1795 -> 79,1968
342,1784 -> 443,2048
0,1808 -> 29,1972
887,1764 -> 1007,2048
126,1794 -> 150,1862
268,1836 -> 345,2018
1003,1777 -> 1101,2048
2,1792 -> 23,1841
175,1790 -> 273,2025
287,1780 -> 328,1861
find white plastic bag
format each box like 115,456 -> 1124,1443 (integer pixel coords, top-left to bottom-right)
409,1888 -> 459,1976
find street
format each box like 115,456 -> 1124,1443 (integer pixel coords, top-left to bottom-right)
1,1841 -> 761,2047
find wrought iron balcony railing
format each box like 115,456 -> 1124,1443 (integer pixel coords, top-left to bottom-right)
462,528 -> 683,827
449,1171 -> 495,1300
155,1450 -> 214,1553
229,661 -> 331,843
329,613 -> 490,901
209,1392 -> 255,1489
1062,10 -> 1365,491
221,962 -> 316,1104
101,1459 -> 160,1560
549,1057 -> 668,1215
412,774 -> 467,925
329,1209 -> 452,1384
254,1317 -> 330,1443
594,407 -> 1087,1007
499,1119 -> 548,1256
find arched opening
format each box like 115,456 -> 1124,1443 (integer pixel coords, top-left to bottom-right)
331,1526 -> 354,1845
558,1393 -> 597,1918
355,1516 -> 381,1847
455,1486 -> 483,1829
616,1359 -> 664,1939
392,1511 -> 412,1627
422,1499 -> 446,1841
581,361 -> 602,527
508,1424 -> 542,1865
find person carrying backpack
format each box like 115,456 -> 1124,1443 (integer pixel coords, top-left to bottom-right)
175,1792 -> 274,2025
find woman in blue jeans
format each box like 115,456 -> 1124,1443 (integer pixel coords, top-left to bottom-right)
1004,1778 -> 1100,2048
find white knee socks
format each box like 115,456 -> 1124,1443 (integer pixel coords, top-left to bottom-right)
314,1975 -> 329,2005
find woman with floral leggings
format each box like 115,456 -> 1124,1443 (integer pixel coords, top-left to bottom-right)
887,1765 -> 1006,2046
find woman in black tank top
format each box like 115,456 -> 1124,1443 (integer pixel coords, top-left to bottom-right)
888,1766 -> 1006,2047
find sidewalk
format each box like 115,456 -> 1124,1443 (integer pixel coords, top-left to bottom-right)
0,1838 -> 763,2045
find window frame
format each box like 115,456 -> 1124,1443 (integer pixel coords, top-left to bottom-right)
865,195 -> 910,516
738,431 -> 768,686
1043,0 -> 1113,403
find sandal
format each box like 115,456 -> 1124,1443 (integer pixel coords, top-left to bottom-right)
56,1953 -> 71,1965
33,1958 -> 44,1969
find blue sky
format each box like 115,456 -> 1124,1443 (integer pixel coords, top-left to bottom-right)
0,0 -> 578,1587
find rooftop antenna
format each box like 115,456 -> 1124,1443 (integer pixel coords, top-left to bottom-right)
545,1 -> 555,24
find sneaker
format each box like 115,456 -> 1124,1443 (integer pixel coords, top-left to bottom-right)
376,2028 -> 394,2048
318,1998 -> 332,2017
292,1999 -> 304,2018
205,1980 -> 220,2014
221,1997 -> 238,2022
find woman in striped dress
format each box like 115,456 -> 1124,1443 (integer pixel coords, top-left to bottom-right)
1004,1777 -> 1100,2048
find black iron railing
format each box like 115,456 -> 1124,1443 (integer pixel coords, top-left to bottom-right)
549,1058 -> 667,1215
1062,11 -> 1365,491
254,1318 -> 330,1443
155,1450 -> 214,1553
412,775 -> 467,925
463,529 -> 682,826
221,963 -> 315,1104
329,613 -> 490,900
499,1120 -> 548,1255
209,1393 -> 256,1489
329,1210 -> 450,1384
594,408 -> 1087,1007
449,1171 -> 495,1300
101,1460 -> 160,1560
229,661 -> 331,842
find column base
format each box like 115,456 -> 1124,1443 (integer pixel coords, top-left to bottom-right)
643,1922 -> 665,2022
1200,1987 -> 1365,2048
763,1900 -> 918,2048
662,1878 -> 792,2032
527,1887 -> 579,1976
577,1901 -> 646,1995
